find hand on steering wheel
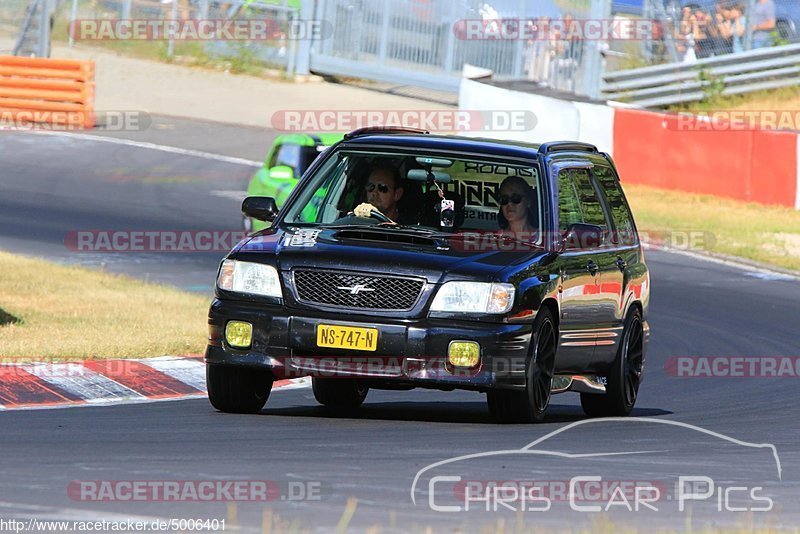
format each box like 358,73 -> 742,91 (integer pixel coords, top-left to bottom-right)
353,203 -> 393,223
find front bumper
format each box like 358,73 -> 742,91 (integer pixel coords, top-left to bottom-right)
205,298 -> 534,392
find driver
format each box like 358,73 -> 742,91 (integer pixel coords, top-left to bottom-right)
353,165 -> 415,224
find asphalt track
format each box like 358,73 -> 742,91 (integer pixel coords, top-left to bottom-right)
1,120 -> 800,531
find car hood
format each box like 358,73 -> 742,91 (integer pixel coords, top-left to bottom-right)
233,226 -> 548,283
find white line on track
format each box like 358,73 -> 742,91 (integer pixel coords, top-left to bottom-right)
647,244 -> 800,281
19,130 -> 263,167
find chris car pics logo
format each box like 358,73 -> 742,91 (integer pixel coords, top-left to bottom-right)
411,418 -> 781,514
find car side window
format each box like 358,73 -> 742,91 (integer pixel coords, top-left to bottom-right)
570,168 -> 608,228
275,144 -> 302,175
557,169 -> 583,231
593,165 -> 637,246
266,143 -> 281,169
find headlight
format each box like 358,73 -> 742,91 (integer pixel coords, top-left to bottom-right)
430,282 -> 515,314
216,260 -> 282,298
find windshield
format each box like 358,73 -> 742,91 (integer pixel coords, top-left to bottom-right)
280,150 -> 544,243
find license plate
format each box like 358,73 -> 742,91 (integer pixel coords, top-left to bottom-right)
316,324 -> 378,352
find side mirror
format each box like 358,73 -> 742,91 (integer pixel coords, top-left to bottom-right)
267,165 -> 295,180
562,223 -> 603,251
242,196 -> 279,222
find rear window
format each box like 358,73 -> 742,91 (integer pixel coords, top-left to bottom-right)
593,165 -> 637,246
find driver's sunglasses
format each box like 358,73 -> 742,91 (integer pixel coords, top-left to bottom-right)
499,193 -> 523,206
365,182 -> 390,193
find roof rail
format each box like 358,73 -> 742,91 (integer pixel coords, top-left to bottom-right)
537,141 -> 598,155
343,127 -> 430,140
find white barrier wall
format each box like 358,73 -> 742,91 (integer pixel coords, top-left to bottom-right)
458,78 -> 614,155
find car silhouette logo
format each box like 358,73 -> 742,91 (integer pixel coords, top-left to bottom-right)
337,284 -> 375,295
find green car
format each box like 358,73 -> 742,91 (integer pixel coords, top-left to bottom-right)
244,133 -> 343,233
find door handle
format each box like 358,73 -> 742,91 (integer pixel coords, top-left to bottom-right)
616,257 -> 627,271
586,261 -> 599,276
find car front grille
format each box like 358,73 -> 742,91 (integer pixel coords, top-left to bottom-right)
292,270 -> 424,311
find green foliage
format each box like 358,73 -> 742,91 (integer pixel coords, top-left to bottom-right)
697,68 -> 726,105
771,29 -> 790,47
228,42 -> 261,75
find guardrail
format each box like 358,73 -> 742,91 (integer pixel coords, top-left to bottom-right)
0,55 -> 95,128
602,43 -> 800,108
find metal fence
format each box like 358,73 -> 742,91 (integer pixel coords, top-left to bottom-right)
603,41 -> 800,107
608,0 -> 800,70
310,0 -> 609,96
0,0 -> 35,55
56,0 -> 299,71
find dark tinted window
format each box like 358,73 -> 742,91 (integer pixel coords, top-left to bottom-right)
593,165 -> 636,245
570,169 -> 608,228
557,169 -> 583,231
273,144 -> 322,177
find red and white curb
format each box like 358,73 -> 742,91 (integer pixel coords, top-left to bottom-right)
0,356 -> 309,411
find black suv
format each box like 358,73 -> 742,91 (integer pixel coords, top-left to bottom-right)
206,128 -> 650,423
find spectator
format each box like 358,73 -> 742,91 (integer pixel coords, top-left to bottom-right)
709,1 -> 733,55
721,3 -> 747,53
526,17 -> 553,85
694,8 -> 713,58
676,7 -> 698,62
751,0 -> 776,49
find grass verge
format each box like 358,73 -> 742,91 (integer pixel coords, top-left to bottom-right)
668,85 -> 800,115
625,184 -> 800,273
0,251 -> 209,361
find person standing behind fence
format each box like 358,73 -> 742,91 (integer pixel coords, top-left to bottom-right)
676,7 -> 698,62
710,1 -> 733,55
526,17 -> 553,85
721,3 -> 747,53
751,0 -> 776,49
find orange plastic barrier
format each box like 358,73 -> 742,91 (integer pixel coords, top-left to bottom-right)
613,108 -> 797,208
0,56 -> 95,129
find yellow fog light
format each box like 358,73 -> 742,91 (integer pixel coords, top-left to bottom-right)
225,321 -> 253,349
448,341 -> 480,368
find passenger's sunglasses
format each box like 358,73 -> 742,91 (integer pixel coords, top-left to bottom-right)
499,193 -> 524,206
365,182 -> 390,193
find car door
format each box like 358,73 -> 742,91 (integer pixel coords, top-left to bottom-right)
573,165 -> 627,363
553,164 -> 607,373
592,163 -> 642,361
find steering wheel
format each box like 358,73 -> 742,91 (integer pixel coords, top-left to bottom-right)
367,209 -> 393,224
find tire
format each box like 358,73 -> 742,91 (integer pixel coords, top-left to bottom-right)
312,378 -> 368,409
581,308 -> 645,417
487,308 -> 557,423
207,364 -> 273,414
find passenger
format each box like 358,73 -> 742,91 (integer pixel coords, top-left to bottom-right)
352,165 -> 416,224
497,176 -> 538,242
